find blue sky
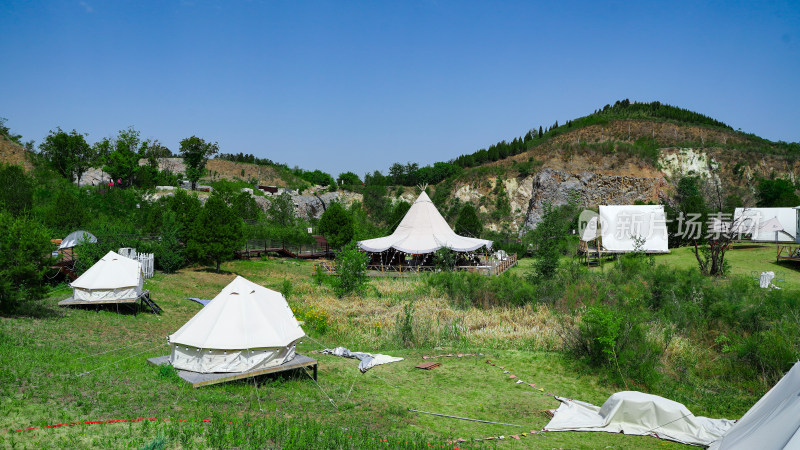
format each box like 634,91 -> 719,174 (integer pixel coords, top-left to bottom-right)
1,0 -> 798,177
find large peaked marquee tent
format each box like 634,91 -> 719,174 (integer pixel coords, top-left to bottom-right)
358,191 -> 492,254
168,276 -> 305,373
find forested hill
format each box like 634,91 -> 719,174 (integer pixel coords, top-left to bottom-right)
364,100 -> 799,188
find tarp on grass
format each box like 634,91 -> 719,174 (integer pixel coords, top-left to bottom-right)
544,391 -> 734,446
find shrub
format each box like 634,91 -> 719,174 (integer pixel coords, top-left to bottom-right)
574,305 -> 663,387
333,242 -> 369,297
0,212 -> 53,313
394,302 -> 416,348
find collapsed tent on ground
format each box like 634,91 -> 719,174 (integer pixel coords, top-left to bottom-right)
168,276 -> 305,373
70,250 -> 144,302
59,230 -> 98,249
597,205 -> 669,253
357,191 -> 492,269
545,391 -> 734,446
733,207 -> 797,242
708,362 -> 800,449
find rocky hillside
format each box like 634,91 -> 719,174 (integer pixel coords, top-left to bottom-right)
0,136 -> 34,171
439,119 -> 800,234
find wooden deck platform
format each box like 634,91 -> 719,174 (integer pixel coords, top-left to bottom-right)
147,354 -> 318,388
58,290 -> 161,314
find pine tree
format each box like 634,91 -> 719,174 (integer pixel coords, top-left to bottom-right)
454,203 -> 482,237
187,195 -> 244,272
318,202 -> 354,249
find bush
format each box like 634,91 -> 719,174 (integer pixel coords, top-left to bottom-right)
0,212 -> 53,313
333,243 -> 369,297
574,305 -> 663,387
394,302 -> 416,348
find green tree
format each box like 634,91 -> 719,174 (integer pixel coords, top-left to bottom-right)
231,191 -> 260,222
757,178 -> 800,207
667,176 -> 708,247
165,189 -> 203,244
101,127 -> 143,186
0,164 -> 33,216
337,171 -> 362,186
529,202 -> 565,280
187,195 -> 244,271
39,127 -> 95,182
154,210 -> 185,273
387,200 -> 411,232
179,136 -> 219,191
454,203 -> 482,237
318,202 -> 354,250
0,211 -> 53,313
267,192 -> 296,227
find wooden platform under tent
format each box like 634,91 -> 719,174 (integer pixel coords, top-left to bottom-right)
146,354 -> 318,388
58,290 -> 162,314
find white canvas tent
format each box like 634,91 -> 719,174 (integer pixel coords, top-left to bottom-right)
168,276 -> 305,374
545,391 -> 734,446
358,191 -> 492,254
598,205 -> 669,253
708,362 -> 800,449
70,250 -> 144,302
733,207 -> 797,242
59,230 -> 97,249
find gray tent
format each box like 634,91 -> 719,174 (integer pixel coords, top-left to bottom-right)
709,362 -> 800,449
59,230 -> 97,249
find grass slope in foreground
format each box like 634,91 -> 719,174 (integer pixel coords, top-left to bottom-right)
1,255 -> 774,448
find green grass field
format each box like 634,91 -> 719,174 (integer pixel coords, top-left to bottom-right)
3,247 -> 792,448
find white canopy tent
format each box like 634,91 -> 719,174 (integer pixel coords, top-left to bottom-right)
545,391 -> 734,446
168,276 -> 305,374
733,207 -> 797,242
709,362 -> 800,449
358,191 -> 492,254
597,205 -> 669,253
59,230 -> 97,249
70,250 -> 143,302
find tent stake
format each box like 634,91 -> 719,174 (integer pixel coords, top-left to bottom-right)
408,409 -> 521,427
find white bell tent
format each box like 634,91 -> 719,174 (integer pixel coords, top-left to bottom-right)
168,276 -> 305,374
358,191 -> 492,254
70,250 -> 144,302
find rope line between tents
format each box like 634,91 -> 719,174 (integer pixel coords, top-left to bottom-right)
75,340 -> 152,360
75,343 -> 165,377
302,366 -> 338,410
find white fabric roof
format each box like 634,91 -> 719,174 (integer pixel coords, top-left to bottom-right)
71,250 -> 142,290
598,205 -> 669,253
169,276 -> 305,350
733,208 -> 797,242
545,391 -> 734,446
358,191 -> 492,254
59,230 -> 97,249
581,216 -> 599,242
709,362 -> 800,450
